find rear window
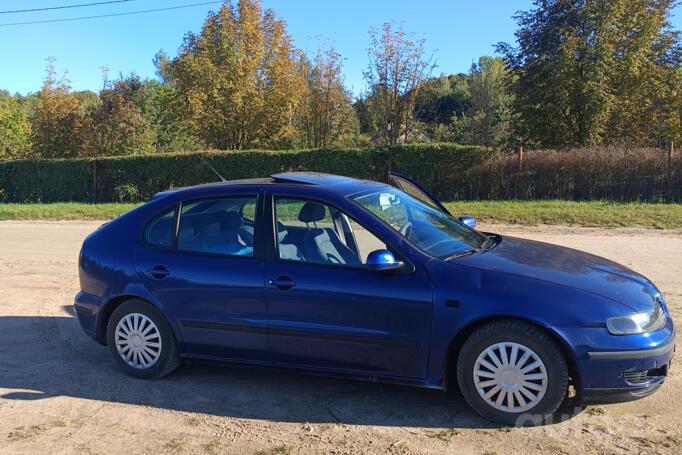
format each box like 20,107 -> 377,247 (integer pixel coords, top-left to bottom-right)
144,208 -> 176,248
176,196 -> 257,257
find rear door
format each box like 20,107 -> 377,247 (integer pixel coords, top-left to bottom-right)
388,172 -> 452,215
131,189 -> 269,363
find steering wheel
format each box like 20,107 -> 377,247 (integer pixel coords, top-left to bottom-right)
399,221 -> 413,239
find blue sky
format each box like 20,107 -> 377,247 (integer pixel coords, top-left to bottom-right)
1,0 -> 680,96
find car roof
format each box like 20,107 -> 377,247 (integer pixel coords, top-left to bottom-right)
152,172 -> 390,200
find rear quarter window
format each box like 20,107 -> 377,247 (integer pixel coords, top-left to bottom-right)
143,207 -> 176,248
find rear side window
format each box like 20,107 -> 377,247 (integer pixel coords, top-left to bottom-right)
177,196 -> 257,257
144,208 -> 176,248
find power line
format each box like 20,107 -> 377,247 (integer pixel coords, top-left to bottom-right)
0,1 -> 222,27
0,0 -> 138,15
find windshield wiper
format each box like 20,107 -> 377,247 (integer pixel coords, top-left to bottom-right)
443,249 -> 478,261
481,235 -> 495,250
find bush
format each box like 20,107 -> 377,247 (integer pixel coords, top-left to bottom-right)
0,145 -> 678,203
113,184 -> 141,202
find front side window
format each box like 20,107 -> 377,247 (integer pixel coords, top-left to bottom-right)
177,196 -> 257,256
353,189 -> 488,259
274,198 -> 387,266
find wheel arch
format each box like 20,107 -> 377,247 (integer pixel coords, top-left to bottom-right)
96,294 -> 179,346
442,316 -> 581,397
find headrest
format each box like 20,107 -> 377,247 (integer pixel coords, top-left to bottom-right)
221,211 -> 242,230
276,221 -> 288,243
298,202 -> 325,223
193,215 -> 221,237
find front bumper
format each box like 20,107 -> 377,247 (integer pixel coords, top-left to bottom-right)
556,319 -> 675,404
581,338 -> 674,404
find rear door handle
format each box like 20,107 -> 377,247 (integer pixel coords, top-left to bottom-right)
267,276 -> 295,290
145,265 -> 170,280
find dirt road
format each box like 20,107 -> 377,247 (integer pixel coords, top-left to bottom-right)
0,221 -> 680,454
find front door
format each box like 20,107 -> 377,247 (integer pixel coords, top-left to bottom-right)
132,193 -> 269,363
264,194 -> 433,381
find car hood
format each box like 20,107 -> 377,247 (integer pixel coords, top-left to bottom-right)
454,236 -> 659,312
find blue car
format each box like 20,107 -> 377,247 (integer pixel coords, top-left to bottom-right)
75,172 -> 675,424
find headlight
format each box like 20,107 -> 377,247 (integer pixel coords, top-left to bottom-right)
607,299 -> 666,335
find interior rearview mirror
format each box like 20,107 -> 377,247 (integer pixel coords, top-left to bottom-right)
366,249 -> 403,272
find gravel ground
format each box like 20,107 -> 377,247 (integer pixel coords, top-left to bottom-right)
0,221 -> 680,455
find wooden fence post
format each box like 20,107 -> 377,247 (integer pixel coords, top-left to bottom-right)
92,160 -> 97,203
667,141 -> 674,201
517,146 -> 524,173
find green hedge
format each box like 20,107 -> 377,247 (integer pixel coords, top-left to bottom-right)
0,144 -> 495,203
1,144 -> 678,203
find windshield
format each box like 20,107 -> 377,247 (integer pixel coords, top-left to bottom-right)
352,188 -> 489,259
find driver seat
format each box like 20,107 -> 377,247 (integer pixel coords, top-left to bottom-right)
297,202 -> 360,265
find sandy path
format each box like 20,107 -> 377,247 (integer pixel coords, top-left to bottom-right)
0,221 -> 680,454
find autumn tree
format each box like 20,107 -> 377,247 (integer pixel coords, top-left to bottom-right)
90,74 -> 155,156
497,0 -> 682,147
30,58 -> 91,158
298,46 -> 357,148
169,0 -> 305,149
363,22 -> 435,144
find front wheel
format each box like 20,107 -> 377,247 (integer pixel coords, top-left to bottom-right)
106,299 -> 181,379
456,320 -> 569,425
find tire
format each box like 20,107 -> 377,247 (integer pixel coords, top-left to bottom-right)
456,320 -> 568,426
106,299 -> 181,379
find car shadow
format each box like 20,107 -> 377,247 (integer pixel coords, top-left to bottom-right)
0,309 -> 580,428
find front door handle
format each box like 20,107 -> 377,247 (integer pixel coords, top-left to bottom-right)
145,265 -> 170,280
267,276 -> 296,291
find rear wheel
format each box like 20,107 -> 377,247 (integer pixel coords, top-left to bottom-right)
106,299 -> 181,379
456,320 -> 568,425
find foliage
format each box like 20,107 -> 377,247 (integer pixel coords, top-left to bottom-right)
452,57 -> 513,146
1,1 -> 681,157
363,21 -> 436,144
0,91 -> 32,159
297,46 -> 358,148
90,75 -> 156,156
497,0 -> 682,147
2,145 -> 679,204
0,144 -> 490,202
169,0 -> 305,150
30,58 -> 92,158
413,74 -> 470,128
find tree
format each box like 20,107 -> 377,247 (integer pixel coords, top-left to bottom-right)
297,47 -> 357,148
363,21 -> 435,144
140,80 -> 201,152
497,0 -> 682,147
169,0 -> 305,149
0,91 -> 32,160
453,56 -> 512,146
90,74 -> 155,156
30,58 -> 91,158
413,74 -> 470,127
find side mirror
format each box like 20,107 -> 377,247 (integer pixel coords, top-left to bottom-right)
366,249 -> 403,272
458,215 -> 477,229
